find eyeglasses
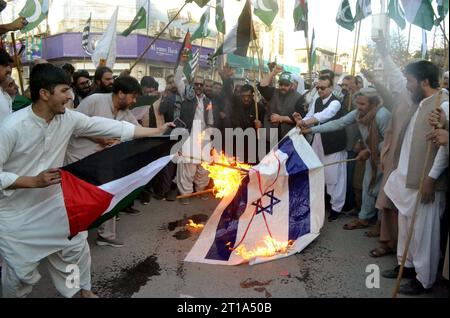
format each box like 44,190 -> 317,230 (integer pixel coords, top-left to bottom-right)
316,86 -> 329,91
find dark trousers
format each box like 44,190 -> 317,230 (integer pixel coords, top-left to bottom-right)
152,162 -> 177,197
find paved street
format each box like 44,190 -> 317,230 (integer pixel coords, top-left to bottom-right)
26,194 -> 448,298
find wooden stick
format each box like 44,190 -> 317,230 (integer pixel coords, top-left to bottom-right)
322,158 -> 358,168
333,26 -> 340,73
392,90 -> 444,298
351,22 -> 362,76
130,2 -> 187,71
181,155 -> 250,173
10,32 -> 25,95
177,188 -> 214,199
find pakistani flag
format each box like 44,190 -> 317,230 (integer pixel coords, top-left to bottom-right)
253,0 -> 279,27
188,0 -> 210,7
215,0 -> 226,34
336,0 -> 354,31
92,7 -> 118,68
122,1 -> 149,36
388,0 -> 406,29
191,7 -> 211,41
293,0 -> 308,32
310,28 -> 317,71
400,0 -> 435,31
435,0 -> 449,25
353,0 -> 372,22
19,0 -> 49,33
213,0 -> 254,57
61,137 -> 177,237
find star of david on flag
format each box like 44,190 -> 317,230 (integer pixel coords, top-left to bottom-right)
185,130 -> 325,265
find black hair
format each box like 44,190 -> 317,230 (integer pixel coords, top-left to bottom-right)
342,75 -> 356,83
319,69 -> 335,81
404,60 -> 440,89
240,84 -> 255,94
73,70 -> 90,84
30,64 -> 71,102
318,75 -> 333,87
140,76 -> 159,90
0,48 -> 13,66
112,76 -> 142,95
165,74 -> 174,82
62,63 -> 75,75
94,66 -> 113,82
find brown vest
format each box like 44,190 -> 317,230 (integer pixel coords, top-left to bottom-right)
406,90 -> 449,190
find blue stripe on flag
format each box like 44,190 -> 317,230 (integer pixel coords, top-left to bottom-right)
205,176 -> 250,261
278,137 -> 311,241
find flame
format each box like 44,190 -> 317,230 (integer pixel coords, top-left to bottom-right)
232,236 -> 294,261
186,219 -> 204,230
201,152 -> 251,198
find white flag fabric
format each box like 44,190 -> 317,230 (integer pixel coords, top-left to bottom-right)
91,7 -> 118,69
185,130 -> 325,265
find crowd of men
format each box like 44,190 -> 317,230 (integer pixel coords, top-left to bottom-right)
0,33 -> 449,297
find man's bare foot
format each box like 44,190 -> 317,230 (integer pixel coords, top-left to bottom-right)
80,289 -> 99,298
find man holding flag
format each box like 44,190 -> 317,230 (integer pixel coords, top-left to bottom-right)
0,64 -> 173,298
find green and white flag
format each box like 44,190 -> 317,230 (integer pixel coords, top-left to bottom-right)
122,0 -> 149,37
184,49 -> 200,82
191,7 -> 211,41
253,0 -> 279,27
400,0 -> 434,30
435,0 -> 449,25
215,0 -> 226,34
293,0 -> 308,32
310,28 -> 317,71
353,0 -> 372,22
336,0 -> 354,31
92,7 -> 118,69
19,0 -> 49,33
388,0 -> 406,29
188,0 -> 210,8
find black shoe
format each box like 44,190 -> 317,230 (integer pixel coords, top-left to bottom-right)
399,278 -> 431,295
152,193 -> 166,200
121,206 -> 142,216
328,210 -> 340,222
381,265 -> 416,279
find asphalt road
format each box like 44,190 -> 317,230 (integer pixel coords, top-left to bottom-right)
24,194 -> 449,298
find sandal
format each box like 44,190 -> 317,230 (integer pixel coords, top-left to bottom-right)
343,218 -> 369,230
369,245 -> 395,258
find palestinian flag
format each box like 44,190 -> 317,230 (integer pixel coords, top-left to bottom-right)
60,137 -> 177,237
213,0 -> 254,57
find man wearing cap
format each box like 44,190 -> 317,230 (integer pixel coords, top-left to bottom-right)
258,66 -> 305,143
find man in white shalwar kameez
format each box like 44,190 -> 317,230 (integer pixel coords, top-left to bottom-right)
375,42 -> 449,295
294,76 -> 348,221
0,64 -> 172,298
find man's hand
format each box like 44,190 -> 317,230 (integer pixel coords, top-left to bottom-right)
162,122 -> 176,131
426,129 -> 449,146
218,63 -> 234,80
428,108 -> 446,129
301,127 -> 312,134
356,149 -> 371,161
292,112 -> 303,126
272,65 -> 283,75
11,16 -> 28,30
421,176 -> 436,204
254,120 -> 262,129
270,113 -> 282,124
34,169 -> 61,188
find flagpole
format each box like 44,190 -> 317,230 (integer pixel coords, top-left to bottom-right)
304,29 -> 311,82
351,21 -> 362,76
333,26 -> 340,73
250,21 -> 260,139
406,23 -> 411,54
194,37 -> 204,79
145,0 -> 151,76
130,2 -> 188,71
11,32 -> 25,95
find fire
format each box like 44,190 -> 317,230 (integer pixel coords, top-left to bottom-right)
186,219 -> 204,230
232,236 -> 295,261
201,152 -> 251,198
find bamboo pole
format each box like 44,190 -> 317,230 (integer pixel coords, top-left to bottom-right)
130,2 -> 188,71
10,32 -> 24,95
333,26 -> 340,73
322,157 -> 358,168
351,21 -> 362,76
177,188 -> 214,199
406,24 -> 412,54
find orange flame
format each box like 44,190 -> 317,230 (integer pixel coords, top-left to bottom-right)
232,236 -> 294,261
186,219 -> 204,230
201,152 -> 251,198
